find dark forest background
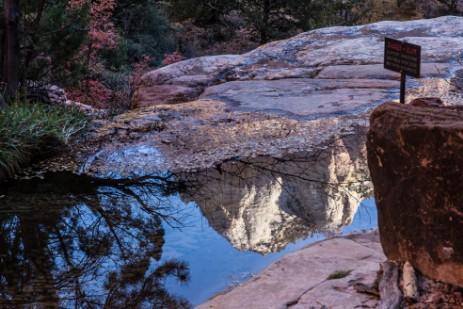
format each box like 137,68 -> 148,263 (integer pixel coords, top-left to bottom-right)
1,0 -> 461,108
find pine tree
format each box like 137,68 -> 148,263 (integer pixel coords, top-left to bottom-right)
0,0 -> 90,102
1,0 -> 20,100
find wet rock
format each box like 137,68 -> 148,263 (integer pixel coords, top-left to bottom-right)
69,100 -> 373,177
132,16 -> 463,111
367,101 -> 463,287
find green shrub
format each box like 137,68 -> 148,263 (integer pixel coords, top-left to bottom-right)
326,269 -> 353,280
0,102 -> 88,178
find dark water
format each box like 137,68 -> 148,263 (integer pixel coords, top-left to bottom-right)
0,151 -> 377,308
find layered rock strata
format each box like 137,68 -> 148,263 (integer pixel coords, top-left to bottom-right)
367,100 -> 463,287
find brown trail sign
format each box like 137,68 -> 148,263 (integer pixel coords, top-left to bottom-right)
384,37 -> 421,103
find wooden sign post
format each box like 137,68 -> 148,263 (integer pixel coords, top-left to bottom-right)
384,37 -> 421,103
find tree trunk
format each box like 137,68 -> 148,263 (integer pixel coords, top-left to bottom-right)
2,0 -> 20,100
20,0 -> 46,93
260,0 -> 270,44
0,93 -> 6,109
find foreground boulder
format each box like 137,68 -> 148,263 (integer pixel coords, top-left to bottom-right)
367,100 -> 463,287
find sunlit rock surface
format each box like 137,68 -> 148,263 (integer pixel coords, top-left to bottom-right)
180,131 -> 372,254
132,16 -> 463,112
367,101 -> 463,287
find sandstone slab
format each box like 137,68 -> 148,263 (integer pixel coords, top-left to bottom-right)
316,63 -> 451,80
197,231 -> 384,309
132,55 -> 246,108
132,16 -> 463,114
69,99 -> 372,177
367,101 -> 463,287
200,78 -> 398,117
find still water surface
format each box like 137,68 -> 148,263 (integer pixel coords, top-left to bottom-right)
0,152 -> 377,308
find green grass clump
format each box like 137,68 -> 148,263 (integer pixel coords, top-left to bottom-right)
326,269 -> 353,280
0,102 -> 88,178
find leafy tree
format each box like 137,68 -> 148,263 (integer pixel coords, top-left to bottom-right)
67,0 -> 176,107
112,0 -> 175,67
239,0 -> 375,44
163,0 -> 236,26
414,0 -> 463,17
239,0 -> 305,44
63,0 -> 119,106
163,0 -> 372,54
0,0 -> 91,102
22,0 -> 90,87
162,0 -> 242,55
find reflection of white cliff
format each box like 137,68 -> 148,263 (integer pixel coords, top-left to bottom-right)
181,132 -> 372,254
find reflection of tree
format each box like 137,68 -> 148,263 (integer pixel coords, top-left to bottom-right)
178,131 -> 372,254
0,172 -> 191,308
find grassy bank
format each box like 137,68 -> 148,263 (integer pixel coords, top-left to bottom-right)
0,102 -> 88,179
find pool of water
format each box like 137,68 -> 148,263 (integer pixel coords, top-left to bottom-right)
163,197 -> 377,306
0,152 -> 376,308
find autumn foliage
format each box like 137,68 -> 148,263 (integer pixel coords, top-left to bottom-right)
64,0 -> 119,106
5,0 -> 453,110
66,80 -> 113,107
64,0 -> 181,108
161,51 -> 185,66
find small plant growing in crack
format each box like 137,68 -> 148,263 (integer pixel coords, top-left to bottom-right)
326,269 -> 352,280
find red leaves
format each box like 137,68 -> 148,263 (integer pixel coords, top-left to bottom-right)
130,56 -> 152,88
161,51 -> 185,66
66,79 -> 112,107
66,0 -> 119,106
70,0 -> 119,59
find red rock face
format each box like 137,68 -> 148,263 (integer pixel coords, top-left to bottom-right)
131,84 -> 202,108
367,100 -> 463,287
